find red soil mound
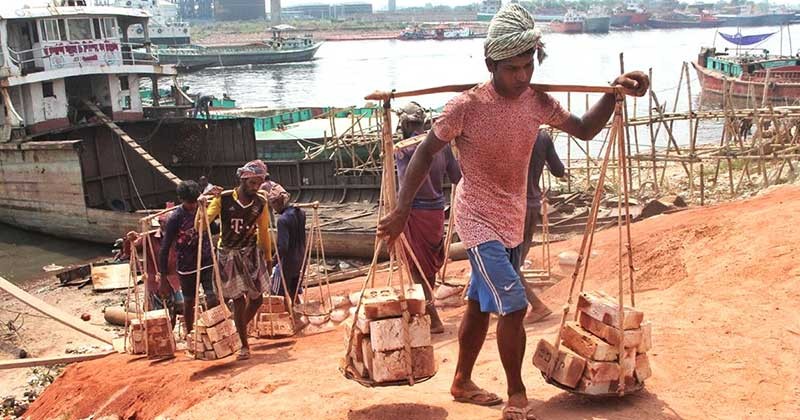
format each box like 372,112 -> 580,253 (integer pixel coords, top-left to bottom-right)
26,186 -> 800,419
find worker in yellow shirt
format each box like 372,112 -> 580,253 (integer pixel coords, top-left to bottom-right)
204,160 -> 273,360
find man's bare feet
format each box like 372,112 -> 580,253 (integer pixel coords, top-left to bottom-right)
451,380 -> 503,406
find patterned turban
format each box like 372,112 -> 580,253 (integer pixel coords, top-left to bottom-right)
266,181 -> 290,208
484,3 -> 546,63
397,101 -> 425,124
237,160 -> 268,180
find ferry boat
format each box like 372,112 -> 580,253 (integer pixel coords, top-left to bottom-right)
550,10 -> 584,34
96,0 -> 190,45
153,25 -> 321,71
0,1 -> 254,244
692,31 -> 800,103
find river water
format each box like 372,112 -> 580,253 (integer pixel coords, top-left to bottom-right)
2,25 -> 798,283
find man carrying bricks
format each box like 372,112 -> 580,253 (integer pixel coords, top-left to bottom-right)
205,160 -> 273,360
377,4 -> 648,419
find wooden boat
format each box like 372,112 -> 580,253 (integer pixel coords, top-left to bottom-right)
693,33 -> 800,103
551,10 -> 584,34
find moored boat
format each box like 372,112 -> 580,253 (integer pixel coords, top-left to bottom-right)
154,25 -> 321,71
610,2 -> 650,27
97,0 -> 191,45
647,12 -> 727,29
550,9 -> 584,34
583,16 -> 611,33
693,32 -> 800,103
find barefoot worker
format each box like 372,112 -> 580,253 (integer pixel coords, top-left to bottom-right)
520,130 -> 565,324
205,160 -> 274,360
377,4 -> 648,419
395,101 -> 462,334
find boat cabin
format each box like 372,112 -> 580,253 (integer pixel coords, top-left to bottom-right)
0,0 -> 175,137
699,47 -> 800,79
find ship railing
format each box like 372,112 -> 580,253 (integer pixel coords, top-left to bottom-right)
4,43 -> 160,73
120,42 -> 159,65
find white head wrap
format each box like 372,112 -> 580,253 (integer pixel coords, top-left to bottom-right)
484,3 -> 546,63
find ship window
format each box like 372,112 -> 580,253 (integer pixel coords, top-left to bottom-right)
39,19 -> 61,42
42,82 -> 54,98
67,19 -> 93,41
29,22 -> 39,43
58,20 -> 67,40
102,18 -> 119,39
93,19 -> 102,39
119,76 -> 129,91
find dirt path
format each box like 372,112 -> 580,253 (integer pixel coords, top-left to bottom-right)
23,185 -> 800,419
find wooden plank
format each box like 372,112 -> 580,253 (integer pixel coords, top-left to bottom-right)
561,321 -> 618,361
82,100 -> 180,185
91,263 -> 131,291
578,312 -> 642,348
0,351 -> 114,370
577,291 -> 644,330
0,276 -> 113,345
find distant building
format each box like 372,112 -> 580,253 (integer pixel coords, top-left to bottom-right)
178,0 -> 214,19
283,3 -> 373,19
388,0 -> 396,12
214,0 -> 266,21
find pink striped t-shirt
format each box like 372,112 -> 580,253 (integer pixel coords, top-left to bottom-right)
433,82 -> 570,249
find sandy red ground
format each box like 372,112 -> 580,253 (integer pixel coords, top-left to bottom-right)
25,186 -> 800,419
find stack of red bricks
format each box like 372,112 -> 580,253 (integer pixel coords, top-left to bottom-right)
344,284 -> 437,383
248,295 -> 294,338
127,318 -> 146,355
533,291 -> 652,395
187,305 -> 242,360
144,310 -> 176,359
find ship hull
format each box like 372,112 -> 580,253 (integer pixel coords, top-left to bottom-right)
155,43 -> 322,71
647,19 -> 727,29
584,17 -> 610,33
692,61 -> 800,103
550,22 -> 584,34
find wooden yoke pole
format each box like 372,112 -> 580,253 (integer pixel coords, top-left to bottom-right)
364,83 -> 620,101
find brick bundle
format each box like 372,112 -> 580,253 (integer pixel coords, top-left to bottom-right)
344,284 -> 437,384
127,318 -> 146,355
144,310 -> 176,359
533,291 -> 652,395
187,305 -> 242,360
248,294 -> 295,338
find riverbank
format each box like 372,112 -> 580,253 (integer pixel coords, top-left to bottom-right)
3,184 -> 799,418
0,223 -> 109,285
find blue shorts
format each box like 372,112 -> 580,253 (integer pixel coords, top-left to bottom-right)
466,241 -> 528,316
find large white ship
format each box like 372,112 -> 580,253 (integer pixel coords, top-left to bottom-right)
96,0 -> 190,45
